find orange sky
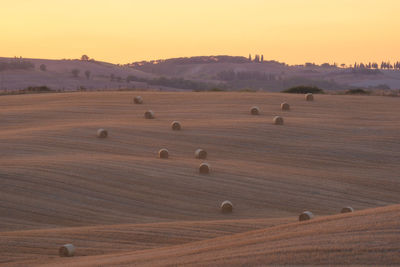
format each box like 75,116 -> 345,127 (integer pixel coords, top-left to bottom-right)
1,0 -> 399,65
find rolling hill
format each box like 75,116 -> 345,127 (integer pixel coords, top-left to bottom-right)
2,56 -> 400,92
128,56 -> 400,91
0,57 -> 153,91
0,91 -> 399,265
38,204 -> 400,267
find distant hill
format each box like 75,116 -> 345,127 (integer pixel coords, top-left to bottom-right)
1,56 -> 400,92
127,56 -> 400,92
0,57 -> 153,92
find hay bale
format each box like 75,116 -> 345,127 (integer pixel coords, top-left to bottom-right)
341,206 -> 354,213
158,148 -> 169,159
250,106 -> 260,115
220,200 -> 233,213
195,148 -> 207,159
299,211 -> 314,221
144,110 -> 155,119
59,244 -> 75,257
97,128 -> 108,138
171,121 -> 181,131
281,102 -> 290,111
133,96 -> 143,104
199,162 -> 210,174
305,93 -> 314,101
273,116 -> 284,125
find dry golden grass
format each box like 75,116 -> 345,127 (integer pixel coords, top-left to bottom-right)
0,91 -> 399,265
0,217 -> 292,265
39,205 -> 400,267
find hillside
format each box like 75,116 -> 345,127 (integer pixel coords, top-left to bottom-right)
1,217 -> 293,265
2,56 -> 400,92
0,91 -> 399,265
0,57 -> 153,91
128,56 -> 400,91
38,204 -> 400,267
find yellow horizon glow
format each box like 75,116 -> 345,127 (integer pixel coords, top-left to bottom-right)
1,0 -> 399,65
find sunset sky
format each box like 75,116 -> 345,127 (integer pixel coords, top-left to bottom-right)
1,0 -> 399,65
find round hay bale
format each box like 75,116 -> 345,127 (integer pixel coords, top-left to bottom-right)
273,116 -> 284,125
250,106 -> 260,115
199,162 -> 211,174
281,102 -> 290,111
341,206 -> 354,213
299,211 -> 314,221
220,200 -> 233,213
158,148 -> 169,159
171,121 -> 181,131
194,148 -> 207,159
305,93 -> 314,101
133,96 -> 143,104
144,110 -> 155,119
97,128 -> 108,138
59,244 -> 75,257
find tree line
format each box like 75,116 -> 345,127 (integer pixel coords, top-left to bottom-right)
353,61 -> 400,70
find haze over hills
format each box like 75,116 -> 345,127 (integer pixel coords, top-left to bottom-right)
128,56 -> 400,91
0,57 -> 153,92
1,56 -> 400,92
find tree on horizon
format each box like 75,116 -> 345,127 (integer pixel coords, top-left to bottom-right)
81,55 -> 89,61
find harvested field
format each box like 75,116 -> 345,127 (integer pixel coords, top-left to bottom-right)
39,205 -> 400,267
0,91 -> 399,266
